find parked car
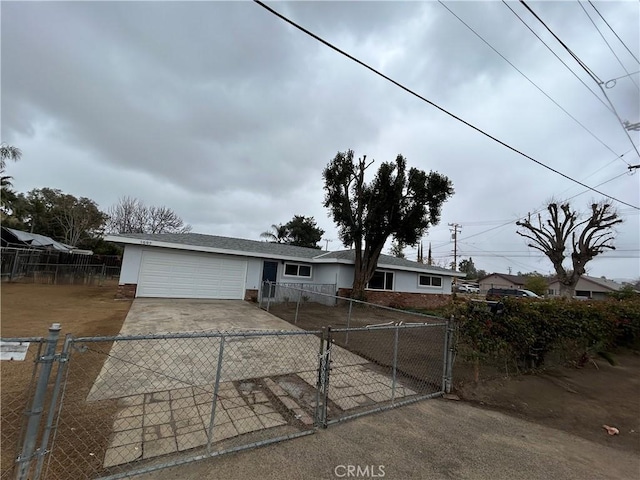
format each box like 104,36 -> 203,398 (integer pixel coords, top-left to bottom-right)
455,284 -> 480,294
486,288 -> 540,300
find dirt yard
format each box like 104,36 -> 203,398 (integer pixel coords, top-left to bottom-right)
1,283 -> 132,479
271,301 -> 640,455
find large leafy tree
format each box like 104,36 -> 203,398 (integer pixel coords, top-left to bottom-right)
106,196 -> 192,234
516,201 -> 622,297
323,149 -> 454,299
458,257 -> 478,279
285,215 -> 324,248
10,188 -> 107,247
260,216 -> 325,248
524,274 -> 548,296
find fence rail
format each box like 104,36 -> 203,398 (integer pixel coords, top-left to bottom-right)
2,314 -> 453,479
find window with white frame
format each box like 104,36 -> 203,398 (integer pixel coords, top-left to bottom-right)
283,262 -> 312,278
418,275 -> 443,288
367,270 -> 394,290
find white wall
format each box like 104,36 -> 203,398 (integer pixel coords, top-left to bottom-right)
245,258 -> 264,290
119,245 -> 143,284
119,244 -> 454,296
380,269 -> 452,294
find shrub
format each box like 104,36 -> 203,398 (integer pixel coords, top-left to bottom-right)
453,296 -> 640,373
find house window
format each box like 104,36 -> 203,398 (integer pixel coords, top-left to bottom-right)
283,263 -> 312,278
418,275 -> 443,288
367,270 -> 394,290
548,289 -> 555,295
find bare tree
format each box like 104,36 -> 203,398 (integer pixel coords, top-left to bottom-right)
516,201 -> 622,297
107,196 -> 191,234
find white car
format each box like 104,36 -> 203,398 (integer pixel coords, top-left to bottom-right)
456,284 -> 480,294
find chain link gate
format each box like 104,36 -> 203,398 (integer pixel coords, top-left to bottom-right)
3,319 -> 454,479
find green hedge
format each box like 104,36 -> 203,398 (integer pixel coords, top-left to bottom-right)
451,296 -> 640,371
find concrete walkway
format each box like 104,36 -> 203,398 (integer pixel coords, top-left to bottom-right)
135,399 -> 639,480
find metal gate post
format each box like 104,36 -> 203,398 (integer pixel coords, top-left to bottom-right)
345,300 -> 353,346
206,335 -> 226,453
315,327 -> 331,428
445,316 -> 455,394
15,324 -> 61,480
441,317 -> 451,393
266,282 -> 272,312
33,334 -> 72,479
10,249 -> 20,281
294,289 -> 302,324
391,323 -> 399,403
314,328 -> 326,427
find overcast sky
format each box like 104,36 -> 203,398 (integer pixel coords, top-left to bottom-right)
2,1 -> 639,280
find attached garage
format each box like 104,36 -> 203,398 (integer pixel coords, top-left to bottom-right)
137,249 -> 247,299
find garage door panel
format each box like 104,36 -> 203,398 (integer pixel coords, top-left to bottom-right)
137,250 -> 246,299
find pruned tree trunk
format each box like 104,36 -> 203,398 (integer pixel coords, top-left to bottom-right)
558,283 -> 574,298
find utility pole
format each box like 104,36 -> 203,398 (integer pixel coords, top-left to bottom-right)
322,238 -> 333,251
448,223 -> 462,272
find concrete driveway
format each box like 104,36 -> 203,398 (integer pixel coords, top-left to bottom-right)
89,299 -> 372,400
87,300 -> 423,469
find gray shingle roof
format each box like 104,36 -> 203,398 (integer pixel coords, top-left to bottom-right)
106,233 -> 463,276
107,233 -> 324,259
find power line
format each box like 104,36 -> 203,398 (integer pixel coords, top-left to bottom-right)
604,70 -> 640,88
438,0 -> 624,160
253,0 -> 639,210
588,0 -> 640,65
577,0 -> 640,91
520,0 -> 640,162
502,0 -> 614,114
519,0 -> 602,84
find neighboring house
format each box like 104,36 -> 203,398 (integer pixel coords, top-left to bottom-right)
547,275 -> 626,300
105,233 -> 465,308
478,273 -> 528,293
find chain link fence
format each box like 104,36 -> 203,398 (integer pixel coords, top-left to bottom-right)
0,247 -> 121,285
2,314 -> 453,479
0,337 -> 47,480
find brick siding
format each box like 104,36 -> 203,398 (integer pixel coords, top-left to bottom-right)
337,288 -> 451,309
244,289 -> 259,303
116,283 -> 137,299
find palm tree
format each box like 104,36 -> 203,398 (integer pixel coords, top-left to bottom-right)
1,143 -> 22,208
260,223 -> 289,243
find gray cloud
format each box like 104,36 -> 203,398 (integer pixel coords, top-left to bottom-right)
2,1 -> 638,279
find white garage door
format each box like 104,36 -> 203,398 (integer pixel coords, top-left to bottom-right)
137,250 -> 247,299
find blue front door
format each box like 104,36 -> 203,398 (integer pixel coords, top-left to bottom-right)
262,261 -> 278,298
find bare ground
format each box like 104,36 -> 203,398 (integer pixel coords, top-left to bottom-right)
1,283 -> 132,479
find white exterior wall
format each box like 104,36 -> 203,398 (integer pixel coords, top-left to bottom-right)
245,258 -> 264,290
309,264 -> 340,285
375,269 -> 452,294
119,245 -> 143,284
119,244 -> 454,296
